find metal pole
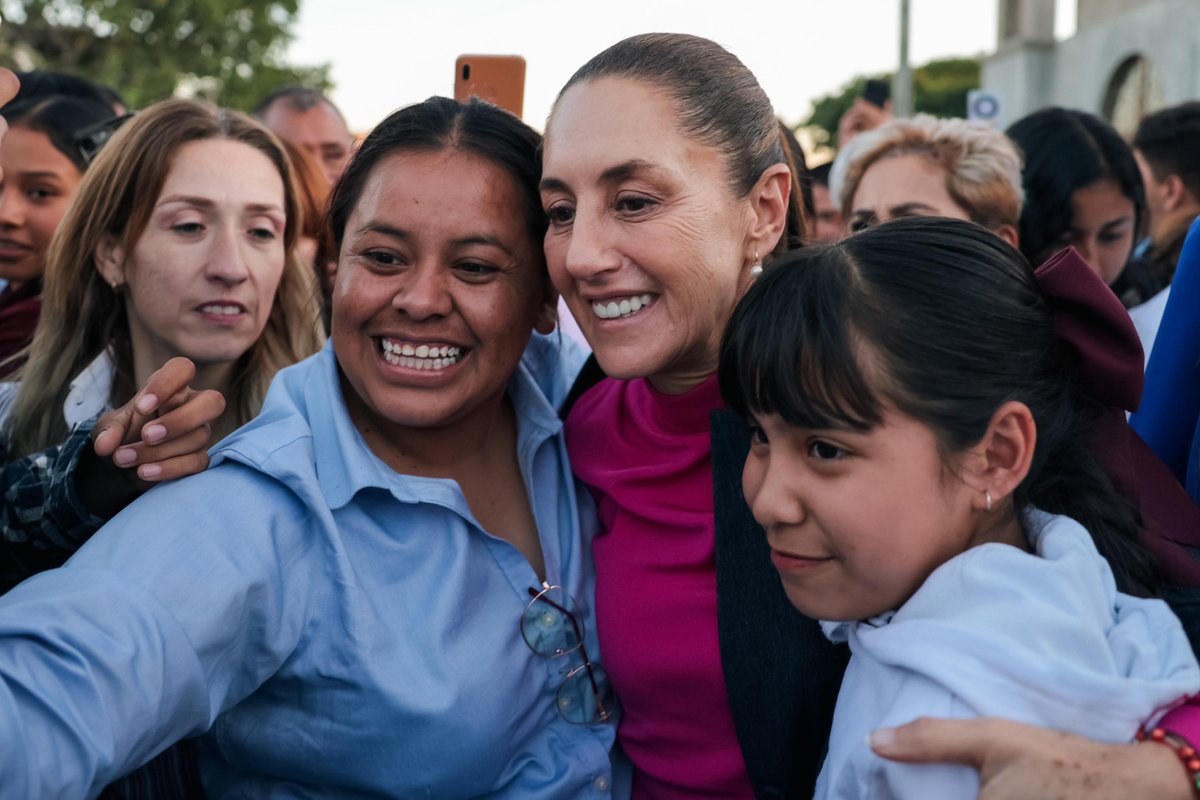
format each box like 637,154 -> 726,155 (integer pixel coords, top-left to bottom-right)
895,0 -> 914,117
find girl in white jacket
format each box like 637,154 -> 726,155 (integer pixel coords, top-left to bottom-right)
717,216 -> 1200,800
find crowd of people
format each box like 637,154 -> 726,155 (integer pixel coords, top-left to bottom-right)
1,30 -> 1200,800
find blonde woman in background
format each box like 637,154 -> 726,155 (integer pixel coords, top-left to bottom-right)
5,98 -> 322,456
0,79 -> 233,600
830,113 -> 1024,244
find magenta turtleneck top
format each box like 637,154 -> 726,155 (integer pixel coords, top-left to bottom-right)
565,374 -> 754,799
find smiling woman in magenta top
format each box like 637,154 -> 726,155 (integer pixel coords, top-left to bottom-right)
541,33 -> 807,797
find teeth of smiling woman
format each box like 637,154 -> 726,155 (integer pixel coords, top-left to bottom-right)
199,304 -> 243,315
381,339 -> 462,369
592,293 -> 653,320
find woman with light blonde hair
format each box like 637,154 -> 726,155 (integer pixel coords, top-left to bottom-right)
831,113 -> 1024,245
4,98 -> 322,458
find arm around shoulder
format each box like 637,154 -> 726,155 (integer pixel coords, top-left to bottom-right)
870,716 -> 1197,800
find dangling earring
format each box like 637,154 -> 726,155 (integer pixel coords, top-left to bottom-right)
749,250 -> 762,279
985,490 -> 993,512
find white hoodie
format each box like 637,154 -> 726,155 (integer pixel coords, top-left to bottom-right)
814,509 -> 1200,800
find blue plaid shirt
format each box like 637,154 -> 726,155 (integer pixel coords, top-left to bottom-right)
0,419 -> 105,593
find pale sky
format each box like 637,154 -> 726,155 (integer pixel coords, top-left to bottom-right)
290,1 -> 1078,136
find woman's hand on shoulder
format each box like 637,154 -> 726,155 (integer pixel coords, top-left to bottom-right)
870,716 -> 1195,800
91,356 -> 226,484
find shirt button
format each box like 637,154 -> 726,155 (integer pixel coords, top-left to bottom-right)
593,775 -> 609,792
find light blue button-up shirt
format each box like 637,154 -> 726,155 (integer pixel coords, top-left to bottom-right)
0,334 -> 619,798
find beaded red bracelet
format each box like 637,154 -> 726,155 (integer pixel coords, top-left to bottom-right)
1137,726 -> 1200,797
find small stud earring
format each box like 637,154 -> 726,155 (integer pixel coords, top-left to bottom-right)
985,490 -> 993,512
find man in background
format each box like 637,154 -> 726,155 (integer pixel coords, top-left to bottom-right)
254,86 -> 354,184
808,161 -> 844,243
1127,102 -> 1200,361
1133,102 -> 1200,289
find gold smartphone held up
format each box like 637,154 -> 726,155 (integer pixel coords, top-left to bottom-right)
454,55 -> 526,118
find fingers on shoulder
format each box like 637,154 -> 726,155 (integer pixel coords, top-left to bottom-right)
152,389 -> 225,433
872,716 -> 1008,765
137,449 -> 211,482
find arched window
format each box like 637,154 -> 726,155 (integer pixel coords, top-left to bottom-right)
1103,54 -> 1163,138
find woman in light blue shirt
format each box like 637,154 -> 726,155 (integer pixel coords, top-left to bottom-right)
0,96 -> 618,798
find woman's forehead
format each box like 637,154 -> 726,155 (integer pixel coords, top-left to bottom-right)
542,78 -> 723,183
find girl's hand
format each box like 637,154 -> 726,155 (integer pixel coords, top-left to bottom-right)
91,357 -> 226,483
870,717 -> 1194,800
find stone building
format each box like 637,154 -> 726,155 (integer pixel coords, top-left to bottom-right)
983,0 -> 1200,134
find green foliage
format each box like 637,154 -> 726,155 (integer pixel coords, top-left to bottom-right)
801,57 -> 982,150
0,0 -> 330,111
804,74 -> 883,151
912,57 -> 982,118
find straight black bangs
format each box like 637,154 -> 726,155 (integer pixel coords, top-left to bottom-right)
719,244 -> 885,433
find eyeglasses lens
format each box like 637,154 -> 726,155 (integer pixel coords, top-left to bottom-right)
521,586 -> 616,724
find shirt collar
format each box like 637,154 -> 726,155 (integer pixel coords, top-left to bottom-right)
301,340 -> 563,511
64,350 -> 115,427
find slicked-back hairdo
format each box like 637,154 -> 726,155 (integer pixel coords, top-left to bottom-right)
7,69 -> 123,113
552,32 -> 806,253
328,96 -> 546,261
2,95 -> 116,173
718,216 -> 1156,597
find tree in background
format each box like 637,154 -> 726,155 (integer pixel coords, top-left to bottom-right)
801,57 -> 981,152
0,0 -> 330,111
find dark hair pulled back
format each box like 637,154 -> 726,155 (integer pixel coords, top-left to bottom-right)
555,32 -> 806,252
329,96 -> 546,261
3,94 -> 116,173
